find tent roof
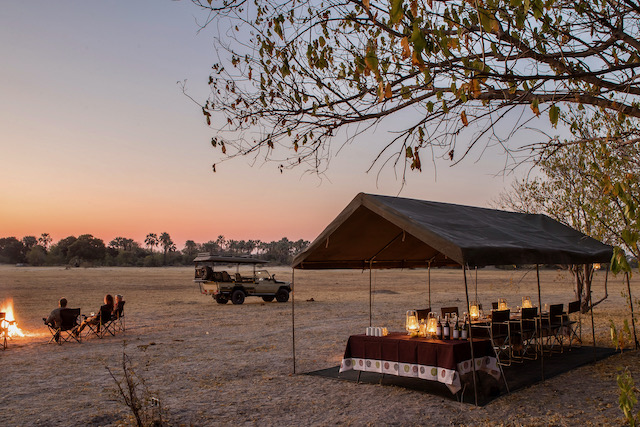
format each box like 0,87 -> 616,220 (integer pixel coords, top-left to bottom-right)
292,193 -> 613,269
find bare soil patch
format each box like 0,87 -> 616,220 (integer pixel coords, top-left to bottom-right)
1,265 -> 639,426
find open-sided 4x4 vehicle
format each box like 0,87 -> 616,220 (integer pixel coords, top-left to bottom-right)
193,253 -> 291,305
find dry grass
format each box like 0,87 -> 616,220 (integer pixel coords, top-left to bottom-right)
1,265 -> 639,426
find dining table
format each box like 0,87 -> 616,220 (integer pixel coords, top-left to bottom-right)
339,332 -> 501,394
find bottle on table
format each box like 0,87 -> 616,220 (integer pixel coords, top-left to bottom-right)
443,315 -> 450,339
436,315 -> 442,338
461,315 -> 468,340
452,318 -> 460,339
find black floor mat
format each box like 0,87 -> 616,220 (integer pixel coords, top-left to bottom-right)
306,346 -> 617,405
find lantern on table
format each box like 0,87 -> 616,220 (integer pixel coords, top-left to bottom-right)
405,310 -> 419,336
522,296 -> 533,309
426,312 -> 438,338
469,301 -> 480,320
498,298 -> 508,310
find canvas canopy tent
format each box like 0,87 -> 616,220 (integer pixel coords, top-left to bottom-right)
290,193 -> 613,404
292,193 -> 613,269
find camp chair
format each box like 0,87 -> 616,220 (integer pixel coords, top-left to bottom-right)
440,306 -> 459,319
45,308 -> 81,344
113,301 -> 126,333
1,312 -> 7,350
416,308 -> 431,321
563,300 -> 582,349
513,307 -> 538,361
540,303 -> 564,354
84,305 -> 116,339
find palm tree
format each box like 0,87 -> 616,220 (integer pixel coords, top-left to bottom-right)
145,233 -> 158,253
38,233 -> 52,252
159,232 -> 176,265
183,240 -> 198,259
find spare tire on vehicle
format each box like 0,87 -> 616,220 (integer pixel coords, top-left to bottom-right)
231,289 -> 245,305
275,288 -> 289,303
202,266 -> 213,281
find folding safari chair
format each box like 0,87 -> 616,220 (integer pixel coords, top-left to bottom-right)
540,303 -> 564,354
84,306 -> 115,339
1,312 -> 8,350
45,308 -> 81,344
112,301 -> 126,333
513,307 -> 539,361
563,300 -> 582,349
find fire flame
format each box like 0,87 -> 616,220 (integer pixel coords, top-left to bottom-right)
1,298 -> 25,338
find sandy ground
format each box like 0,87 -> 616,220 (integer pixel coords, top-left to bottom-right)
1,265 -> 639,426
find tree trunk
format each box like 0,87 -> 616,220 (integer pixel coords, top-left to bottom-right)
573,264 -> 595,314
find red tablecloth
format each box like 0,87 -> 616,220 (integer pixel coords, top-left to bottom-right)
339,333 -> 500,393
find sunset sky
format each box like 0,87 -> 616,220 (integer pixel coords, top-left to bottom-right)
1,1 -> 558,249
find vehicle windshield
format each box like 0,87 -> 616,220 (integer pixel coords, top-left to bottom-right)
255,270 -> 272,280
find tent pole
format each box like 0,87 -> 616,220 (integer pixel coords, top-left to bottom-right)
590,285 -> 597,363
475,267 -> 478,302
536,264 -> 544,381
463,264 -> 478,406
369,260 -> 373,327
428,261 -> 431,309
291,268 -> 296,374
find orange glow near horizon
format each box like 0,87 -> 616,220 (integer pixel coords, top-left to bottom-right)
0,188 -> 336,247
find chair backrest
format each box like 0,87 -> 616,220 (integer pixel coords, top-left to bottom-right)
568,300 -> 580,314
221,271 -> 232,282
521,307 -> 538,320
441,306 -> 459,318
416,308 -> 431,321
235,273 -> 242,282
99,304 -> 114,324
60,308 -> 81,331
491,302 -> 498,310
549,303 -> 563,318
492,309 -> 510,323
115,301 -> 126,318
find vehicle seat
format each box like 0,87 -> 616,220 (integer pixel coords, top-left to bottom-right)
221,271 -> 232,282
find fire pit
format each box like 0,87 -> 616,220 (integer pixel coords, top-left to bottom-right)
1,299 -> 25,349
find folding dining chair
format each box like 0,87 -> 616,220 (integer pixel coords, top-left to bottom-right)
513,307 -> 538,361
416,308 -> 431,321
440,306 -> 459,319
541,303 -> 564,354
563,300 -> 582,349
489,309 -> 513,366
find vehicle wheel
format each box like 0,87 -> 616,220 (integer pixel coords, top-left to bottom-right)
275,288 -> 289,303
231,290 -> 245,305
215,295 -> 228,304
262,296 -> 275,302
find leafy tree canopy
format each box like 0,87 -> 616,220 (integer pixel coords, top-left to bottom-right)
192,0 -> 640,175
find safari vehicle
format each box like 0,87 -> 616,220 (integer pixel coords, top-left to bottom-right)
193,253 -> 291,305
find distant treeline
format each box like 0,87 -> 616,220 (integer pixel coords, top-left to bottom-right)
0,233 -> 310,267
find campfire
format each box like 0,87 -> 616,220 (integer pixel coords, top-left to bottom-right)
1,298 -> 25,339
